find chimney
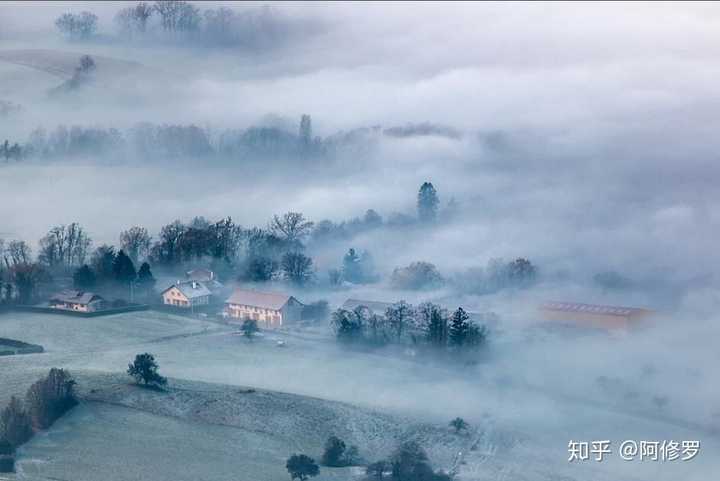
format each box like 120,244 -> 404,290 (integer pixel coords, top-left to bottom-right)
192,281 -> 198,289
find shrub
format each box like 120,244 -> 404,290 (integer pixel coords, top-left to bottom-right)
286,454 -> 319,481
366,460 -> 390,480
241,319 -> 259,339
390,262 -> 443,290
0,396 -> 33,447
321,436 -> 346,466
25,369 -> 77,430
450,417 -> 469,434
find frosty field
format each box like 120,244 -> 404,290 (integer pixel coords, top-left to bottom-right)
1,310 -> 718,481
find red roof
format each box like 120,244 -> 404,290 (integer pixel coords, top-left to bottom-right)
541,301 -> 651,317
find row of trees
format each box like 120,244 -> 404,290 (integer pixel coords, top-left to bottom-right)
0,140 -> 23,162
392,257 -> 538,292
72,249 -> 156,301
20,116 -> 320,161
0,369 -> 77,473
286,439 -> 451,481
55,11 -> 98,40
55,2 -> 301,49
332,303 -> 488,353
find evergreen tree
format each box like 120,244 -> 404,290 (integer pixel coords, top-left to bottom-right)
72,264 -> 96,289
419,303 -> 447,348
136,262 -> 155,288
466,323 -> 488,348
417,182 -> 439,222
299,114 -> 312,147
112,250 -> 137,285
342,248 -> 361,283
91,245 -> 116,283
449,307 -> 470,348
136,262 -> 156,300
385,301 -> 414,341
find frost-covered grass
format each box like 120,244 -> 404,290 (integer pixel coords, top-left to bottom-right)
2,310 -> 719,481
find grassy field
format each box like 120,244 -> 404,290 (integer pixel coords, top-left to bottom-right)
1,310 -> 719,481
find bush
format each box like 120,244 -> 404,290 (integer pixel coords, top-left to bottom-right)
390,262 -> 443,290
321,436 -> 346,466
366,460 -> 390,480
25,368 -> 77,430
0,396 -> 33,447
387,441 -> 450,481
286,454 -> 319,481
241,319 -> 259,339
449,417 -> 469,433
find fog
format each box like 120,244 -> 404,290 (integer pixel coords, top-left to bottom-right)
1,2 -> 719,480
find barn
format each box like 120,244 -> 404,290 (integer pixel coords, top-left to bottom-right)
539,301 -> 653,330
225,289 -> 303,329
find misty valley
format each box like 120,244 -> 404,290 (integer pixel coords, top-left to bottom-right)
1,2 -> 719,481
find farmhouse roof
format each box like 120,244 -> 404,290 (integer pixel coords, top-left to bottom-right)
226,289 -> 296,310
50,289 -> 104,305
163,281 -> 211,299
186,268 -> 214,281
342,298 -> 395,315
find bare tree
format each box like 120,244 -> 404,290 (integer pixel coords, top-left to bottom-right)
385,301 -> 415,341
114,7 -> 135,37
134,2 -> 154,32
177,2 -> 201,32
10,263 -> 47,304
269,212 -> 314,247
7,241 -> 31,267
38,223 -> 91,270
116,2 -> 154,36
120,226 -> 151,264
55,11 -> 97,40
154,1 -> 184,32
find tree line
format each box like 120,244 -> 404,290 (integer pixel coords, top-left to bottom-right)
286,437 -> 454,481
54,1 -> 311,50
13,115 -> 322,162
332,302 -> 489,356
0,182 -> 536,304
0,369 -> 77,473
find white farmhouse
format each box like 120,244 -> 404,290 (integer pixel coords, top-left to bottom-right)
161,281 -> 211,308
49,290 -> 106,312
225,288 -> 303,329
